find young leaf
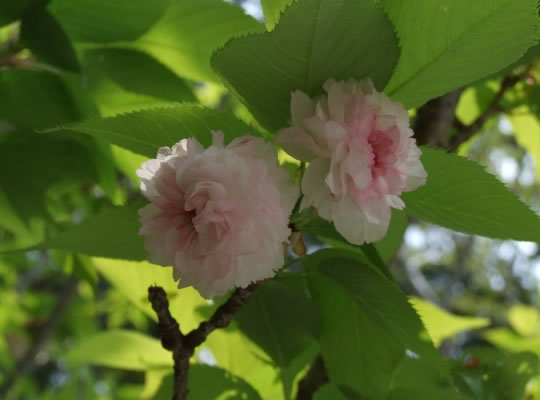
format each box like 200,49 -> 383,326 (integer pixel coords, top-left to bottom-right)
135,0 -> 264,82
42,202 -> 146,260
20,5 -> 80,72
304,249 -> 449,399
260,0 -> 294,30
235,280 -> 320,396
402,147 -> 540,241
66,330 -> 172,370
410,297 -> 489,347
212,0 -> 399,131
55,105 -> 260,158
49,0 -> 169,43
82,47 -> 195,105
382,0 -> 539,108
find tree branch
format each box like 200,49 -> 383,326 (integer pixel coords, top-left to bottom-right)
414,88 -> 464,147
148,283 -> 259,400
296,355 -> 329,400
448,75 -> 521,151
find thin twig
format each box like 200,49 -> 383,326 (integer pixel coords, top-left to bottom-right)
449,75 -> 521,151
148,283 -> 259,400
0,278 -> 79,399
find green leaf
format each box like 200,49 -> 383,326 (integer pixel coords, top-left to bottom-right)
382,0 -> 539,108
304,248 -> 448,399
260,0 -> 295,30
313,384 -> 348,400
92,257 -> 207,331
410,297 -> 489,347
42,202 -> 146,260
202,324 -> 287,399
20,5 -> 80,72
0,0 -> 35,26
507,304 -> 540,337
0,71 -> 82,128
55,105 -> 260,158
511,106 -> 540,183
212,0 -> 399,131
67,329 -> 171,370
0,133 -> 96,250
292,210 -> 399,279
49,0 -> 169,43
235,280 -> 320,397
450,347 -> 537,400
155,365 -> 262,400
402,147 -> 540,241
484,328 -> 540,358
387,387 -> 470,400
136,0 -> 264,82
81,47 -> 195,108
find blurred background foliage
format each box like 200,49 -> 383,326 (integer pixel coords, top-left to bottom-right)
0,0 -> 539,399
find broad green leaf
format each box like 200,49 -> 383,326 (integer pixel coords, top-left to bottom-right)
56,105 -> 259,158
402,147 -> 540,241
136,0 -> 263,82
450,347 -> 537,400
212,0 -> 399,131
292,210 -> 401,277
67,329 -> 171,370
155,365 -> 262,400
387,387 -> 470,400
43,202 -> 146,260
0,0 -> 35,26
305,249 -> 448,399
484,328 -> 540,358
20,5 -> 80,72
202,324 -> 286,399
511,106 -> 540,183
260,0 -> 294,30
0,71 -> 81,128
410,297 -> 489,347
81,47 -> 195,114
0,133 -> 96,250
111,145 -> 149,183
235,280 -> 320,397
49,0 -> 169,43
508,304 -> 540,337
313,384 -> 348,400
92,257 -> 207,331
382,0 -> 539,108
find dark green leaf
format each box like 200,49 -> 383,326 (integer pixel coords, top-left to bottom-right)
212,0 -> 399,131
0,0 -> 36,26
49,0 -> 169,43
135,0 -> 263,83
0,70 -> 82,128
305,249 -> 448,399
42,202 -> 146,260
313,384 -> 349,400
382,0 -> 539,108
235,280 -> 320,395
20,5 -> 80,72
54,105 -> 261,158
155,365 -> 262,400
82,47 -> 195,104
403,147 -> 540,241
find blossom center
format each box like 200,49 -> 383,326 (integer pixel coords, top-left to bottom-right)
368,131 -> 394,177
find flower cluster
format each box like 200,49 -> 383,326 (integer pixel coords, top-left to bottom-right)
138,78 -> 426,298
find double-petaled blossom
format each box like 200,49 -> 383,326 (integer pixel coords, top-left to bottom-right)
137,132 -> 298,298
277,78 -> 427,244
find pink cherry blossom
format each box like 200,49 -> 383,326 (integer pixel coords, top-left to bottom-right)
137,132 -> 298,298
277,78 -> 427,245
